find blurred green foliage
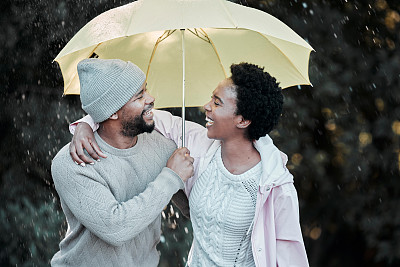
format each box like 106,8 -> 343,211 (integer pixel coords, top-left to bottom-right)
0,0 -> 399,266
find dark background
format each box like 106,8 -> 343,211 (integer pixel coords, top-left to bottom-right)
1,0 -> 399,266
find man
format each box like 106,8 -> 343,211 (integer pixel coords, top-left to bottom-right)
51,58 -> 194,266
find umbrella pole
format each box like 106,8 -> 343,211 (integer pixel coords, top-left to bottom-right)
181,29 -> 185,148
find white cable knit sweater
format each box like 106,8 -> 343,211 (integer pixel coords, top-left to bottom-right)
51,131 -> 183,267
189,147 -> 261,267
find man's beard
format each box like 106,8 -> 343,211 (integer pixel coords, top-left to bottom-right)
121,112 -> 155,138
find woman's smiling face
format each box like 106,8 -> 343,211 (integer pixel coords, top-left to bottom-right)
203,78 -> 243,141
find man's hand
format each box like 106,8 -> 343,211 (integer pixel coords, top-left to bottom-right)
166,147 -> 194,182
69,122 -> 107,165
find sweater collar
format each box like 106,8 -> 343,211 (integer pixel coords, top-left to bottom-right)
94,131 -> 144,157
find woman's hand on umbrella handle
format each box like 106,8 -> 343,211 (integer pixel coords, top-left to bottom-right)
69,122 -> 107,166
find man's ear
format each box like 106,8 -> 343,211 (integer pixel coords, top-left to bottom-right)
236,116 -> 251,129
109,113 -> 118,120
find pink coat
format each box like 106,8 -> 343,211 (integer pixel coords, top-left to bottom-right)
154,110 -> 309,267
71,110 -> 309,267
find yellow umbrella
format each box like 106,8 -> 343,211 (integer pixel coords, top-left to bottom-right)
55,0 -> 313,103
54,0 -> 314,145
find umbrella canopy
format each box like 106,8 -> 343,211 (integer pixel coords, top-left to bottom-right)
55,0 -> 314,109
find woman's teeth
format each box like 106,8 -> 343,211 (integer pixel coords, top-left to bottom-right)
205,117 -> 214,127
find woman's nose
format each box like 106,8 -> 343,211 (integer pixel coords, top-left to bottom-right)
203,100 -> 211,111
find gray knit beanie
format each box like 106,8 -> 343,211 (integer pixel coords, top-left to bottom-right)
77,58 -> 146,123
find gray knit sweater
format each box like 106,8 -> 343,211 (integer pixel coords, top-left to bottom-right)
51,131 -> 183,266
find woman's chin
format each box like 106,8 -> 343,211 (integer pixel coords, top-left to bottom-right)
206,130 -> 222,140
206,129 -> 214,139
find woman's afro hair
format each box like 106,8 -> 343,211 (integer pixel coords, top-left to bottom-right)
230,62 -> 283,140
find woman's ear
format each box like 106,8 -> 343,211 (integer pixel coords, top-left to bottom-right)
236,116 -> 251,129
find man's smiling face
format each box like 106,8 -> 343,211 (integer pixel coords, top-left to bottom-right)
119,82 -> 155,137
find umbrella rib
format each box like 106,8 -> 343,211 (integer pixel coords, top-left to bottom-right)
256,32 -> 311,86
198,28 -> 227,78
64,43 -> 102,95
146,30 -> 176,80
188,29 -> 210,43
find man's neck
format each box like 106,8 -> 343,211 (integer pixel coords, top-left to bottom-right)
97,123 -> 138,149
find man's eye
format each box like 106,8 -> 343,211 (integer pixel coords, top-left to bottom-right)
214,101 -> 220,106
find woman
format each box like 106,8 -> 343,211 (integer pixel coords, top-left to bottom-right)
70,63 -> 309,267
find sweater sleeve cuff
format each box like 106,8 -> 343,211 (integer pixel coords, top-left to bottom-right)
157,167 -> 185,194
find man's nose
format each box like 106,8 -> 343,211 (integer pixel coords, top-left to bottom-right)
145,92 -> 155,104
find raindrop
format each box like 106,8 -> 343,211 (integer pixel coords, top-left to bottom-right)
302,2 -> 307,8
